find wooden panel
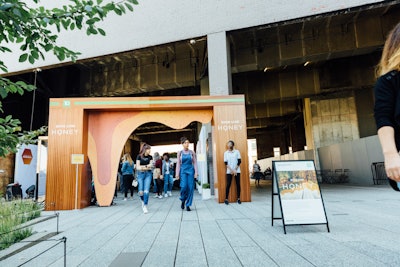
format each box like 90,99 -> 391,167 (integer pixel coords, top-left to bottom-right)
46,95 -> 248,210
46,106 -> 85,210
212,105 -> 251,203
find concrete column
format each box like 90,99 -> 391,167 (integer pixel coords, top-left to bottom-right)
207,31 -> 232,95
303,98 -> 314,150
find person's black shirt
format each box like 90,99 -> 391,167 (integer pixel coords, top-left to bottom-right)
374,70 -> 400,150
136,155 -> 153,166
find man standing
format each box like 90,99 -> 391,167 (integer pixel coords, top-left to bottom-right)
224,140 -> 242,205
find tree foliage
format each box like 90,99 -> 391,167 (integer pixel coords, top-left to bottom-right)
0,0 -> 137,157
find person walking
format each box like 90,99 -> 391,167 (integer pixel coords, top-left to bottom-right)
153,152 -> 163,198
121,153 -> 135,201
161,153 -> 174,197
176,137 -> 198,211
252,160 -> 262,187
136,144 -> 153,213
374,21 -> 400,191
223,140 -> 242,205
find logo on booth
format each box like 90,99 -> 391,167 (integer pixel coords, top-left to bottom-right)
22,149 -> 33,165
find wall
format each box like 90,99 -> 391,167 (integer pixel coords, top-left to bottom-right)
257,150 -> 316,172
311,96 -> 360,148
3,0 -> 383,74
318,135 -> 383,185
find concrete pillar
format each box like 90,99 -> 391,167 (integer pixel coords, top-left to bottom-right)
207,31 -> 232,95
303,98 -> 315,150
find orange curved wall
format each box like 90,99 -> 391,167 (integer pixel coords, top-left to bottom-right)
46,96 -> 250,210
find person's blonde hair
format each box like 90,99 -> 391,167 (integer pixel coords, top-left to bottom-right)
123,153 -> 133,165
377,22 -> 400,76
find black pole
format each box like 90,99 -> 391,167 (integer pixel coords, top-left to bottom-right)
35,172 -> 39,201
63,237 -> 67,267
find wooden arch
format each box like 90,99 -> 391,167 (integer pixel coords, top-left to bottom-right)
46,95 -> 250,210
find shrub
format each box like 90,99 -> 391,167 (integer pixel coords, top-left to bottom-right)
202,183 -> 210,189
0,200 -> 41,250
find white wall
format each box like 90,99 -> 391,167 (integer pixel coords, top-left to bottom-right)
3,0 -> 383,74
318,135 -> 384,185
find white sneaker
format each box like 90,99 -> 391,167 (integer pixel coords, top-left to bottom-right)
158,195 -> 163,199
143,205 -> 148,214
164,193 -> 169,198
123,198 -> 127,201
168,191 -> 172,197
153,194 -> 158,198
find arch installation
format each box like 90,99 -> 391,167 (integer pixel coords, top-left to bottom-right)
46,95 -> 250,210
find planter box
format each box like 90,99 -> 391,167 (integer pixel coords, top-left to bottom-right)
202,188 -> 211,200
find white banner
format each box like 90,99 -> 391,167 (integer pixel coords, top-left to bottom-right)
273,161 -> 327,225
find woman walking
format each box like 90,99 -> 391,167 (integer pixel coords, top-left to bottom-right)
176,137 -> 198,211
162,153 -> 174,197
136,144 -> 153,213
374,21 -> 400,191
153,152 -> 164,198
121,153 -> 135,201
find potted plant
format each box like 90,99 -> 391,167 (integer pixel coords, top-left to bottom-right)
202,183 -> 211,200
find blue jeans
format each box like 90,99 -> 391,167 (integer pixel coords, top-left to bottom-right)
180,170 -> 194,207
163,174 -> 173,193
137,170 -> 152,205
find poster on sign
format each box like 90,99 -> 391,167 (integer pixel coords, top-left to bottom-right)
272,160 -> 329,233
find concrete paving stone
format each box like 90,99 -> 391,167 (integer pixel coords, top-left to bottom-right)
199,221 -> 242,267
2,185 -> 400,266
141,222 -> 181,267
233,246 -> 279,267
174,220 -> 207,267
234,218 -> 315,267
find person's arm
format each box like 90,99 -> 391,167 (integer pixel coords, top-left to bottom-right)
378,126 -> 400,181
175,151 -> 181,179
192,151 -> 198,178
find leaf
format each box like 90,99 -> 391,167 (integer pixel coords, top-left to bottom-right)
98,28 -> 106,36
125,3 -> 134,12
28,55 -> 35,64
31,50 -> 39,60
19,54 -> 28,62
0,87 -> 7,99
44,43 -> 53,52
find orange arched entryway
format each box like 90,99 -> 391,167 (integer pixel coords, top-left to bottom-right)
46,95 -> 250,210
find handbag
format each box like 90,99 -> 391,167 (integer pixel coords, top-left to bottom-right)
132,179 -> 138,187
153,168 -> 161,179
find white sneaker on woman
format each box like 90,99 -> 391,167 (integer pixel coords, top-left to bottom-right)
168,191 -> 172,197
158,195 -> 163,199
164,193 -> 169,198
143,205 -> 148,214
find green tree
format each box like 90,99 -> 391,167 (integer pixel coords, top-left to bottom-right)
0,0 -> 138,157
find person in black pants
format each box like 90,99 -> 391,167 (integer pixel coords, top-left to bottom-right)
223,140 -> 242,205
121,153 -> 135,200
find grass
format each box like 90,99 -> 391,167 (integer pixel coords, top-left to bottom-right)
0,200 -> 41,250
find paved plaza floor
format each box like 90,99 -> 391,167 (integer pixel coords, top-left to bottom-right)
1,181 -> 400,266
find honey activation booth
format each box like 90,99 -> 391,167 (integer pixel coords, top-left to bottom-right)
46,95 -> 251,210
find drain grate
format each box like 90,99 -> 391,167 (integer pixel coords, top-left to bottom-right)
109,252 -> 148,267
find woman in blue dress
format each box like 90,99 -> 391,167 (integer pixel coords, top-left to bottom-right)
176,137 -> 198,211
